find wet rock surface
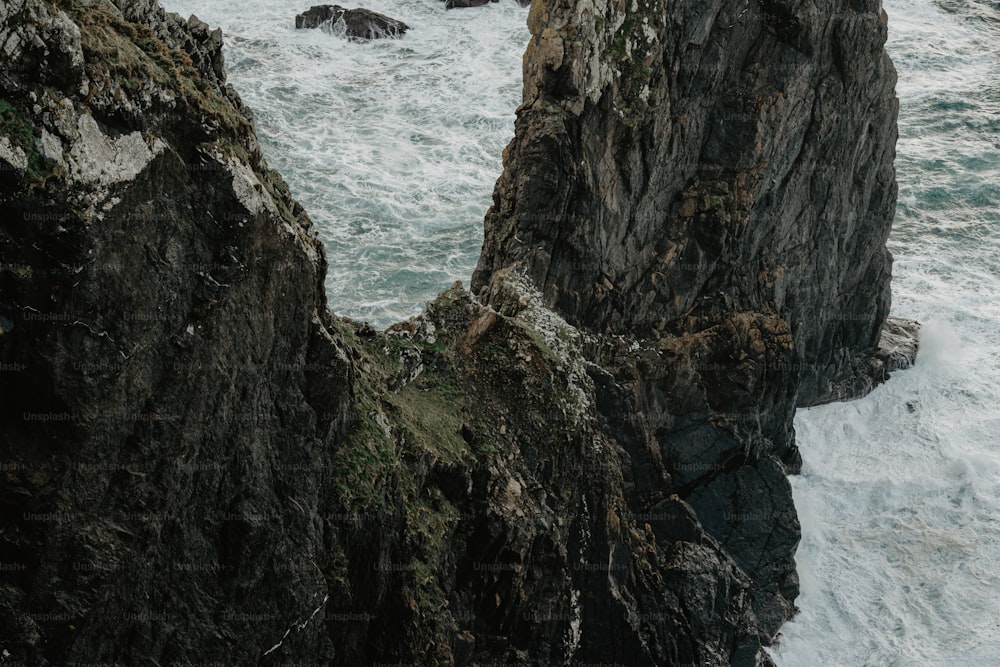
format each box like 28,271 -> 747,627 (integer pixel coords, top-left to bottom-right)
295,5 -> 409,39
0,0 -> 914,665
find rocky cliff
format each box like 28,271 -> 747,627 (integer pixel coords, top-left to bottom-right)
0,1 -> 913,666
474,0 -> 907,406
470,0 -> 918,655
1,0 -> 356,662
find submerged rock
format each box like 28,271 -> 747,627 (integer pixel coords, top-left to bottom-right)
295,5 -> 409,39
443,0 -> 531,9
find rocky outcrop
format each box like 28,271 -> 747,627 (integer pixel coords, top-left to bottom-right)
0,0 -> 915,666
295,5 -> 409,39
473,0 -> 907,407
1,0 -> 355,662
473,0 -> 916,655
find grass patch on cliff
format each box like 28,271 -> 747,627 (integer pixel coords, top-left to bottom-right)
70,3 -> 250,140
607,12 -> 640,60
329,390 -> 397,510
0,100 -> 34,150
509,319 -> 561,366
405,489 -> 465,650
329,326 -> 475,509
390,375 -> 467,465
328,326 -> 481,648
604,0 -> 661,118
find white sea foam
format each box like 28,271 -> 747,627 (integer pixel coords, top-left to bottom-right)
770,2 -> 1000,663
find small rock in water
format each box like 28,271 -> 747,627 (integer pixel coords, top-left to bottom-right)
444,0 -> 496,9
443,0 -> 530,7
295,5 -> 409,39
879,316 -> 921,371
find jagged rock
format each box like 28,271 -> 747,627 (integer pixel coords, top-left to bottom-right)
879,316 -> 921,371
295,5 -> 409,39
0,137 -> 28,172
0,0 -> 915,666
389,346 -> 424,391
0,0 -> 84,89
473,0 -> 910,407
0,1 -> 354,662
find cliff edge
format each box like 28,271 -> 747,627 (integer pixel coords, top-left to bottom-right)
0,1 -> 914,665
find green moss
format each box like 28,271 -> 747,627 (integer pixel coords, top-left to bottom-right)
430,283 -> 469,310
0,100 -> 33,149
327,325 -> 481,656
325,545 -> 350,589
607,12 -> 640,60
475,440 -> 498,455
604,1 -> 664,119
408,491 -> 455,553
510,319 -> 561,366
328,393 -> 397,510
390,373 -> 467,466
327,332 -> 399,508
0,99 -> 56,184
330,326 -> 474,509
404,490 -> 462,647
485,342 -> 512,362
409,556 -> 449,633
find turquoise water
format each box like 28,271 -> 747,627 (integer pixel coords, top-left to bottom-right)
161,0 -> 1000,663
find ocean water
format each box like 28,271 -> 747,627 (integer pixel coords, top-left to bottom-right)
770,0 -> 1000,664
161,0 -> 529,326
160,0 -> 1000,663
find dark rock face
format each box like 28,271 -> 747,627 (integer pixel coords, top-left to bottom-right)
473,0 -> 904,408
0,0 -> 915,666
0,0 -> 356,662
295,5 -> 409,39
472,0 -> 914,657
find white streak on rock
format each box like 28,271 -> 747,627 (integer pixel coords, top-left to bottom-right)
0,137 -> 28,171
226,157 -> 279,217
68,114 -> 160,187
